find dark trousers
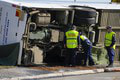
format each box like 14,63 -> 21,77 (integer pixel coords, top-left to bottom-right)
83,46 -> 94,65
106,47 -> 115,64
65,48 -> 77,66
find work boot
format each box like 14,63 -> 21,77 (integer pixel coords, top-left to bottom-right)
82,63 -> 87,66
106,63 -> 113,67
89,63 -> 95,66
89,64 -> 95,66
70,64 -> 76,67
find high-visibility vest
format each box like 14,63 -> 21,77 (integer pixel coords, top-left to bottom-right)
80,35 -> 87,41
105,31 -> 116,49
80,35 -> 92,46
65,30 -> 79,48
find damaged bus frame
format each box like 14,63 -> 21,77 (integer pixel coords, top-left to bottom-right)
20,5 -> 98,66
2,0 -> 120,66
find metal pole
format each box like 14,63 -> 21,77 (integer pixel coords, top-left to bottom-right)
71,10 -> 75,25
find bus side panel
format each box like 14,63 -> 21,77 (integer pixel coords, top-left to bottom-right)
0,1 -> 28,65
0,2 -> 20,45
17,12 -> 27,42
0,2 -> 6,45
17,13 -> 27,65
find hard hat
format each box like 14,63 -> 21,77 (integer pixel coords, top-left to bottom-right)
106,26 -> 112,29
72,25 -> 76,29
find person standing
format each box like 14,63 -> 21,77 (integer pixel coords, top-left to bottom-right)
64,25 -> 79,66
104,26 -> 116,67
79,31 -> 95,66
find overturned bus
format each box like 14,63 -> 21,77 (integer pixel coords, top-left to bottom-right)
0,0 -> 119,66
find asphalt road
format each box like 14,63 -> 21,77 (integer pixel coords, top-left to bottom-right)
23,72 -> 120,80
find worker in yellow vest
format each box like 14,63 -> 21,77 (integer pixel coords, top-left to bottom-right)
64,25 -> 80,66
79,31 -> 95,66
104,26 -> 116,67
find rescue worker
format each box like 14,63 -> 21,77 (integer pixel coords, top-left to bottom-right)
64,25 -> 80,66
79,31 -> 94,66
104,26 -> 116,67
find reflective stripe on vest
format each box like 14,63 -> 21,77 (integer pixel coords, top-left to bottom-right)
66,30 -> 79,48
105,31 -> 116,49
80,35 -> 87,41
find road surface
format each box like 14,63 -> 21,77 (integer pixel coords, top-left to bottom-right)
23,72 -> 120,80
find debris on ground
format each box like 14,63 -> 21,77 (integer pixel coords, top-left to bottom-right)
104,67 -> 120,72
30,66 -> 98,71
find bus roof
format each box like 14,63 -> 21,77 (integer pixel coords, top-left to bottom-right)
1,0 -> 120,10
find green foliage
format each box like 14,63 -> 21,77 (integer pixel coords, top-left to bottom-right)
92,46 -> 109,65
